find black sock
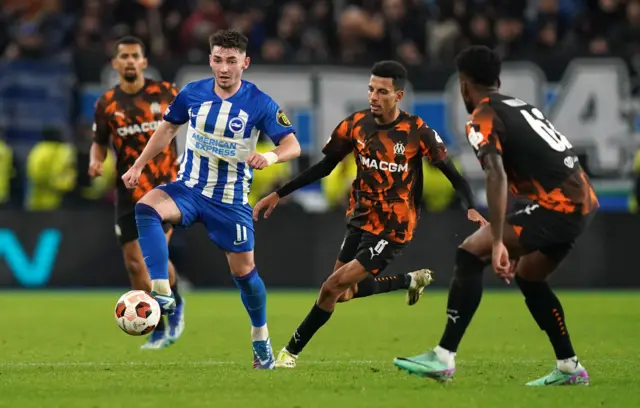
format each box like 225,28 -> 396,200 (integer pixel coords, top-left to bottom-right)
515,274 -> 575,360
438,248 -> 486,353
352,274 -> 411,298
171,284 -> 183,306
286,303 -> 333,355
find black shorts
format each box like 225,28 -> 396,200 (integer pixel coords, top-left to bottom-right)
115,212 -> 171,246
507,203 -> 595,262
337,226 -> 407,275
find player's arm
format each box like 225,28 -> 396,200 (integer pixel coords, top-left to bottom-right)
249,99 -> 301,169
275,155 -> 342,198
89,98 -> 110,177
434,159 -> 476,211
131,121 -> 182,170
418,123 -> 477,212
253,118 -> 352,220
483,152 -> 508,244
270,133 -> 301,163
467,105 -> 508,241
276,118 -> 352,198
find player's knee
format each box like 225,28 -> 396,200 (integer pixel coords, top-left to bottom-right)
453,247 -> 486,278
320,278 -> 343,299
135,202 -> 162,223
458,236 -> 483,256
337,288 -> 354,303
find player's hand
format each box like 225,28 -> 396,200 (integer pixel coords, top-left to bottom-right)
492,241 -> 512,284
253,192 -> 280,221
122,165 -> 143,189
88,160 -> 103,178
467,209 -> 488,226
246,152 -> 269,170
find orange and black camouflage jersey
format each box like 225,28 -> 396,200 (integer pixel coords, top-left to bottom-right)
93,78 -> 179,213
323,109 -> 448,244
465,93 -> 598,215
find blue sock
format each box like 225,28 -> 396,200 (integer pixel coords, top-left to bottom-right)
232,268 -> 267,328
135,203 -> 168,281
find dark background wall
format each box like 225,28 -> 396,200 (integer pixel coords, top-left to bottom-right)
0,207 -> 633,289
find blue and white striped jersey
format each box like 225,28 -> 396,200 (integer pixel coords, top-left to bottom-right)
163,78 -> 295,205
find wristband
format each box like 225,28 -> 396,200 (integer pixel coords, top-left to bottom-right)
262,151 -> 278,166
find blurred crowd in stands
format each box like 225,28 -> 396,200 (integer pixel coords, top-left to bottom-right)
1,0 -> 639,66
0,0 -> 639,212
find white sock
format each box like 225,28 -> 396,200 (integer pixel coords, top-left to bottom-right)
151,279 -> 171,295
434,345 -> 456,368
557,356 -> 583,373
251,324 -> 269,342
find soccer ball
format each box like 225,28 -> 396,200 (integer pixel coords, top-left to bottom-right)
114,290 -> 161,336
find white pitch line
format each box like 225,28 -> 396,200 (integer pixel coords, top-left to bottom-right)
0,359 -> 589,368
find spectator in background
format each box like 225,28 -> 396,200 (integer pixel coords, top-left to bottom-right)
610,0 -> 640,59
181,0 -> 226,59
381,0 -> 427,65
575,0 -> 625,55
493,13 -> 526,59
2,0 -> 73,60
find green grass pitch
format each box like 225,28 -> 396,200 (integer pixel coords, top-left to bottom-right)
0,290 -> 638,408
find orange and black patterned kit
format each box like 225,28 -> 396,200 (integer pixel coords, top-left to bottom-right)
465,93 -> 599,261
93,79 -> 179,244
323,110 -> 448,274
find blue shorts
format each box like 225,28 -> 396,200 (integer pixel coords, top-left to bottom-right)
157,181 -> 254,253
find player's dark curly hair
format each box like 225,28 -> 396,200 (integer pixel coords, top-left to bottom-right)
454,46 -> 501,87
371,60 -> 407,90
113,36 -> 146,57
209,29 -> 249,52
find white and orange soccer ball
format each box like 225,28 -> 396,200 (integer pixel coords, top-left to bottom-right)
114,290 -> 161,336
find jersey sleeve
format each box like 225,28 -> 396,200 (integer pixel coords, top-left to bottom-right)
417,118 -> 448,163
321,117 -> 353,161
256,96 -> 296,145
465,104 -> 506,166
162,85 -> 189,125
92,97 -> 110,146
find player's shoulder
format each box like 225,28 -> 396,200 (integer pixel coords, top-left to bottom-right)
343,109 -> 370,125
401,111 -> 429,128
240,80 -> 275,105
96,87 -> 118,111
471,96 -> 500,121
148,78 -> 176,90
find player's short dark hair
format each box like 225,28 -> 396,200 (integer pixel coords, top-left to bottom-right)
209,29 -> 249,53
371,60 -> 407,90
113,36 -> 146,57
454,45 -> 501,87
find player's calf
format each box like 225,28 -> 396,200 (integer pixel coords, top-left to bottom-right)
515,269 -> 588,385
122,243 -> 151,292
228,253 -> 275,370
281,260 -> 369,363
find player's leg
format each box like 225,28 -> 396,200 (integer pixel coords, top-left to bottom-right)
164,227 -> 186,345
135,182 -> 196,314
277,259 -> 370,368
278,232 -> 402,368
514,250 -> 589,386
226,249 -> 276,369
116,213 -> 152,291
202,202 -> 275,369
116,213 -> 169,348
394,221 -> 525,381
348,270 -> 433,305
334,227 -> 432,305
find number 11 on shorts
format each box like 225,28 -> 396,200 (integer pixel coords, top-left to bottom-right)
235,224 -> 248,245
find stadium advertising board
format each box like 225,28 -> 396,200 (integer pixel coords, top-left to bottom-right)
0,208 -> 638,289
